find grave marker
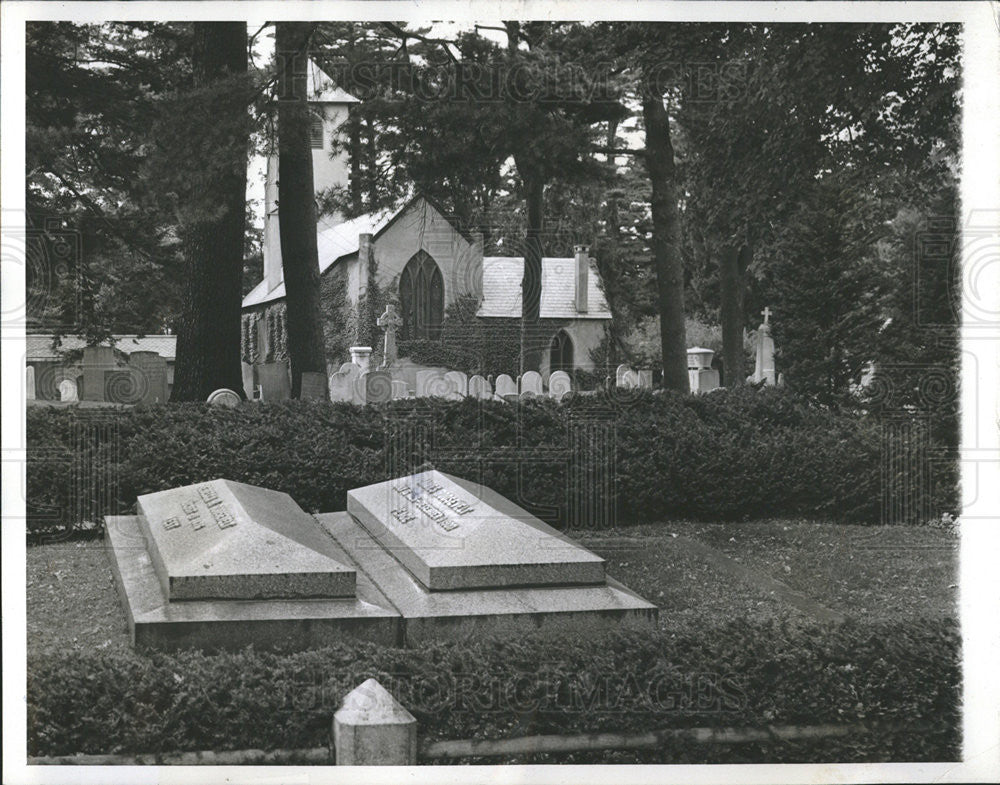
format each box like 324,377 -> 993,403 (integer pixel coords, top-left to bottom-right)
137,479 -> 356,601
347,469 -> 606,591
548,370 -> 572,400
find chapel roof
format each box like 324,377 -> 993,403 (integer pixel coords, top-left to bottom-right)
477,257 -> 612,321
26,334 -> 177,362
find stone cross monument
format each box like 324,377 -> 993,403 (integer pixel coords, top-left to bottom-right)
377,301 -> 403,370
753,306 -> 776,385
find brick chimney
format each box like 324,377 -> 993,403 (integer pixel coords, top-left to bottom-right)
574,245 -> 589,313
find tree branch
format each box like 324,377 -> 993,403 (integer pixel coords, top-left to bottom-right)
380,22 -> 459,64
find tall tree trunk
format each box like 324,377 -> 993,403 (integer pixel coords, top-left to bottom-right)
606,119 -> 621,243
171,22 -> 248,401
519,169 -> 545,373
364,115 -> 379,211
506,20 -> 545,374
641,91 -> 688,393
719,243 -> 745,386
348,107 -> 363,217
275,22 -> 327,398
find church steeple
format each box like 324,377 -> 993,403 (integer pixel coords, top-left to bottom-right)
262,59 -> 359,293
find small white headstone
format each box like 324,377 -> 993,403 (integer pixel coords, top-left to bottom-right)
444,370 -> 468,397
621,370 -> 639,389
468,375 -> 492,399
58,378 -> 78,402
495,374 -> 517,399
206,388 -> 241,407
548,370 -> 572,400
329,362 -> 363,404
26,366 -> 36,400
391,380 -> 409,399
637,370 -> 653,389
520,370 -> 543,395
615,363 -> 632,387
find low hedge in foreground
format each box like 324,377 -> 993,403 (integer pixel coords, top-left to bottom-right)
25,385 -> 957,537
27,618 -> 960,762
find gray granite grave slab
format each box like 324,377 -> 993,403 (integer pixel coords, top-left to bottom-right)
346,469 -> 606,591
137,479 -> 356,601
318,512 -> 657,644
105,514 -> 400,652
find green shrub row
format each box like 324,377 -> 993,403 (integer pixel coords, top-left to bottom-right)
27,619 -> 960,762
25,385 -> 957,537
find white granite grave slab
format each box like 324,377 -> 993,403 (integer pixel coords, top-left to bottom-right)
346,469 -> 606,591
137,480 -> 356,601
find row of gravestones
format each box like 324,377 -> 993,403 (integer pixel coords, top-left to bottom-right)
26,346 -> 170,404
329,364 -> 574,405
614,364 -> 654,390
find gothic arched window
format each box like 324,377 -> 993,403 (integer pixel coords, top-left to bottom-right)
549,329 -> 574,373
399,251 -> 444,340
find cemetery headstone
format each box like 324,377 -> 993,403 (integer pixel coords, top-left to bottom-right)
365,370 -> 393,404
329,362 -> 363,404
444,370 -> 468,397
391,380 -> 409,400
58,378 -> 78,402
615,363 -> 632,388
138,479 -> 356,601
520,370 -> 543,396
468,375 -> 492,399
128,351 -> 169,404
26,366 -> 35,400
82,345 -> 118,401
637,370 -> 653,389
206,388 -> 241,407
347,469 -> 606,590
300,371 -> 328,400
258,361 -> 291,401
495,374 -> 517,400
241,362 -> 255,399
548,370 -> 572,400
104,369 -> 144,404
415,370 -> 452,398
621,369 -> 639,389
377,302 -> 403,370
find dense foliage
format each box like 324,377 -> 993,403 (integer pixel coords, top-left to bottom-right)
27,618 -> 960,762
26,387 -> 958,539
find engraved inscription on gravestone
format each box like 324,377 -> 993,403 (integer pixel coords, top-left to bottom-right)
138,479 -> 356,601
348,469 -> 606,591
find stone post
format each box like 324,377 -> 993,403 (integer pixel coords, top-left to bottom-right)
349,346 -> 372,373
333,678 -> 417,765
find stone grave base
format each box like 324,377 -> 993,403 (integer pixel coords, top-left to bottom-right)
104,515 -> 400,652
317,512 -> 658,645
106,513 -> 656,652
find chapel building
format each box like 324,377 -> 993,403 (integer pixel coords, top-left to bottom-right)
240,61 -> 612,396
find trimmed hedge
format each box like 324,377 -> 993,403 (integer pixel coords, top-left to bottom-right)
27,619 -> 960,762
25,386 -> 957,537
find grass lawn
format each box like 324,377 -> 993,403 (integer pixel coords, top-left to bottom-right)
26,519 -> 958,657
